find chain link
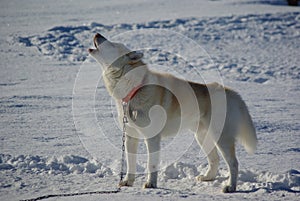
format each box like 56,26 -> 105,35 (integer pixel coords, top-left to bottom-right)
119,101 -> 128,189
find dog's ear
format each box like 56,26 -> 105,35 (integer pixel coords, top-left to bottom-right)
127,51 -> 143,64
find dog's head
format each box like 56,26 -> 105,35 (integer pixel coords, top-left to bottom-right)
88,33 -> 143,70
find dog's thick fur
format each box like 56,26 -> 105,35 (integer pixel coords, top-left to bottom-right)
88,33 -> 257,193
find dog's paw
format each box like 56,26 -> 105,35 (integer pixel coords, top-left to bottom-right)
196,175 -> 215,182
119,180 -> 134,187
222,185 -> 236,193
143,181 -> 157,189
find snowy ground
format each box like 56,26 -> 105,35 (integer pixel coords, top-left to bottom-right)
0,0 -> 300,201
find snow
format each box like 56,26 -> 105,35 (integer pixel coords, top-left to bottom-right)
1,0 -> 300,200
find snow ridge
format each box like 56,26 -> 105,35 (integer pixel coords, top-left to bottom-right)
1,154 -> 299,194
0,154 -> 112,176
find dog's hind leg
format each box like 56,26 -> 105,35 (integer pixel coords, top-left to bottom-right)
195,129 -> 220,181
196,147 -> 219,181
143,134 -> 161,188
119,134 -> 139,187
216,138 -> 238,193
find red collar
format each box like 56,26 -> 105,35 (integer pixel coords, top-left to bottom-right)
122,84 -> 143,103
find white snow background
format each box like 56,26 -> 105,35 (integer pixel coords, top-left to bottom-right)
0,0 -> 299,200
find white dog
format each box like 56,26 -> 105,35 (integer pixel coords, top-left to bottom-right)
88,33 -> 257,193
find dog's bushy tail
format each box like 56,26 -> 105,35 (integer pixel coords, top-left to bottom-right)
237,104 -> 257,154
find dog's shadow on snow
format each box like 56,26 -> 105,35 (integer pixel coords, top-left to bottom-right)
236,187 -> 300,194
235,179 -> 300,194
155,175 -> 300,195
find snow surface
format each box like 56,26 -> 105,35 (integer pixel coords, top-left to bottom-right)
1,0 -> 300,200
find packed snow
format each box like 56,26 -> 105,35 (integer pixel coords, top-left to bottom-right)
0,0 -> 299,200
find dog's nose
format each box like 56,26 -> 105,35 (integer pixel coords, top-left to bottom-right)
94,33 -> 107,45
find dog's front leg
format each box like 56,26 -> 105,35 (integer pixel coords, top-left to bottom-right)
144,134 -> 161,188
119,134 -> 138,187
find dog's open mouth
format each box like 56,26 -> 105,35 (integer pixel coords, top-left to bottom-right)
88,33 -> 107,53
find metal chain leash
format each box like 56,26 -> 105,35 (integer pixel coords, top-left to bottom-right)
118,101 -> 128,189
